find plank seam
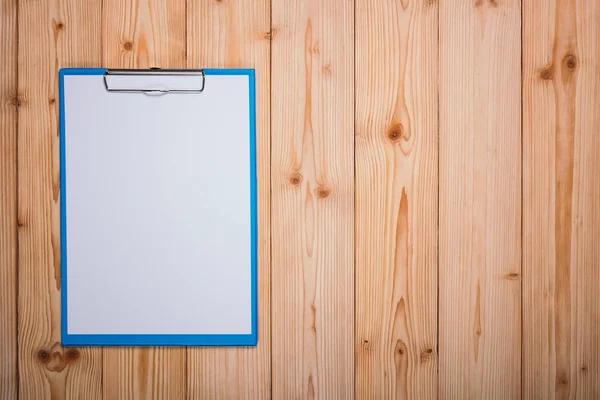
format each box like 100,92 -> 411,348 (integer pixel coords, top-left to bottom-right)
15,0 -> 20,395
520,1 -> 524,398
184,0 -> 188,69
269,0 -> 273,397
353,0 -> 356,397
436,0 -> 441,394
100,0 -> 104,68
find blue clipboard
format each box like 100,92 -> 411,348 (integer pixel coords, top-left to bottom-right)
60,68 -> 258,346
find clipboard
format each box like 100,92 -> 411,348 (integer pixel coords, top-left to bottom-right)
59,68 -> 258,346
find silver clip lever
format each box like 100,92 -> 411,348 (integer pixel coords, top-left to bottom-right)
103,68 -> 206,93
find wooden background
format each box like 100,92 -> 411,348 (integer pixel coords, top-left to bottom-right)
1,0 -> 599,398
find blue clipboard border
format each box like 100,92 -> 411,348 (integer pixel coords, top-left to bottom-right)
60,68 -> 258,346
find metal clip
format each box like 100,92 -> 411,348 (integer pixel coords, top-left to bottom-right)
103,68 -> 205,93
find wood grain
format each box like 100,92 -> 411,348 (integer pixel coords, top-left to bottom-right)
571,3 -> 600,398
185,0 -> 271,398
523,0 -> 600,398
17,0 -> 103,398
3,1 -> 600,398
0,0 -> 17,398
355,0 -> 438,398
103,349 -> 186,400
102,0 -> 185,69
271,0 -> 354,397
439,1 -> 521,398
101,0 -> 187,398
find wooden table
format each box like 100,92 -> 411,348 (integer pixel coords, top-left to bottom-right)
1,0 -> 598,398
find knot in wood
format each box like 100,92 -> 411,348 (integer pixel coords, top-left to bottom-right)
315,187 -> 332,199
387,123 -> 405,143
288,172 -> 303,186
362,338 -> 372,350
9,93 -> 23,108
394,340 -> 407,358
65,349 -> 81,362
505,272 -> 521,280
37,349 -> 51,363
420,348 -> 434,362
539,65 -> 553,80
563,54 -> 577,71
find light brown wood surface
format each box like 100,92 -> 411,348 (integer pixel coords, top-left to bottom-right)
17,0 -> 103,398
271,0 -> 354,397
185,0 -> 271,398
523,0 -> 600,398
4,0 -> 600,399
102,0 -> 188,398
439,0 -> 522,398
0,0 -> 17,398
355,0 -> 438,398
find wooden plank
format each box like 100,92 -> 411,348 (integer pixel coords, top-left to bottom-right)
185,0 -> 271,398
271,1 -> 354,397
354,0 -> 438,398
101,0 -> 187,398
439,1 -> 521,398
571,3 -> 600,397
523,0 -> 600,398
17,0 -> 103,398
0,0 -> 18,397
